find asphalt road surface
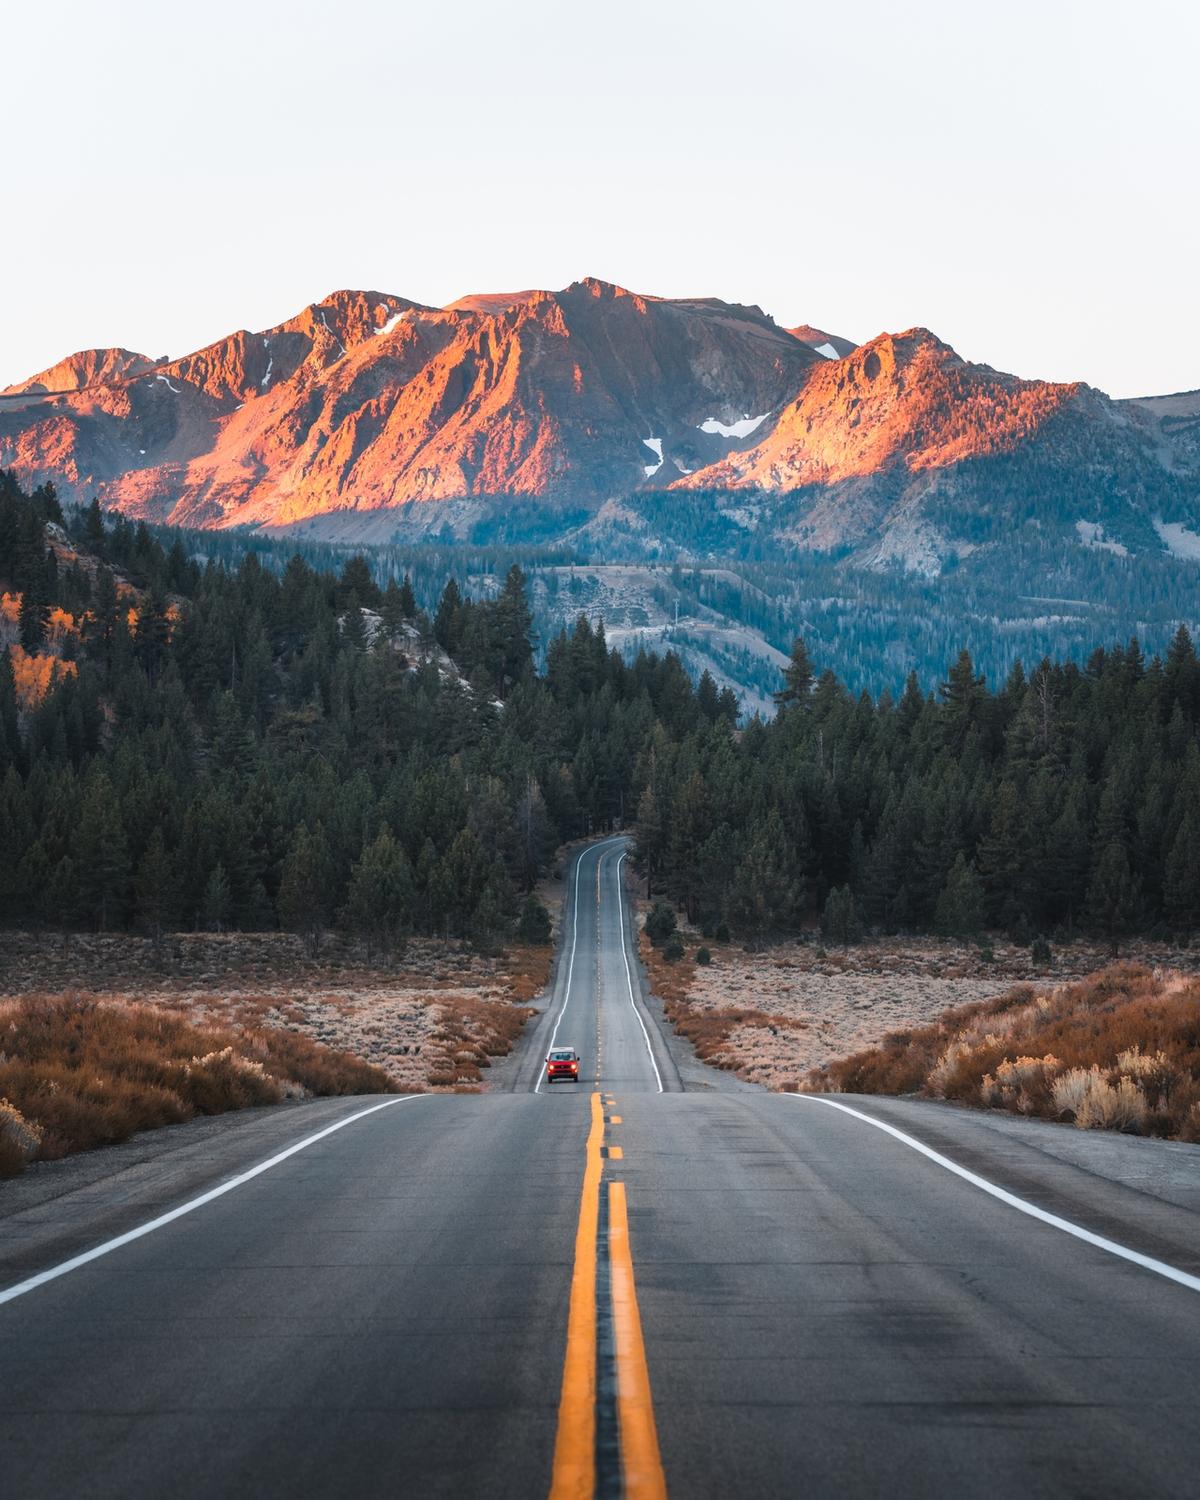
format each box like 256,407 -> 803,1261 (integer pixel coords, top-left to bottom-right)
2,836 -> 1200,1498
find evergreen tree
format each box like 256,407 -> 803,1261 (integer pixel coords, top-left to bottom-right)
821,884 -> 863,946
1163,816 -> 1200,933
774,638 -> 814,711
203,863 -> 232,932
278,825 -> 329,955
1087,841 -> 1137,956
135,828 -> 176,945
341,829 -> 414,959
934,852 -> 985,939
73,773 -> 130,931
517,893 -> 552,944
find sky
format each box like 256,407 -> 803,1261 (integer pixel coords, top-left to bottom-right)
5,0 -> 1198,399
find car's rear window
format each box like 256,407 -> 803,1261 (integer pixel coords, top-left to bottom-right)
550,1051 -> 575,1061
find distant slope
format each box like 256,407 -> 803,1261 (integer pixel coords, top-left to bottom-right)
676,330 -> 1200,574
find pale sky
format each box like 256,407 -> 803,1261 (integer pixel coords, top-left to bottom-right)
5,0 -> 1197,399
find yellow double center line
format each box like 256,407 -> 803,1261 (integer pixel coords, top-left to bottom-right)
549,1092 -> 666,1499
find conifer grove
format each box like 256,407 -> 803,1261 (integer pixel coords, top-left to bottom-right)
2,470 -> 1200,953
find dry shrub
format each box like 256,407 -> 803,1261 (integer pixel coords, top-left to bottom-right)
0,1097 -> 44,1178
248,1027 -> 398,1096
0,994 -> 396,1174
979,1055 -> 1061,1113
502,943 -> 555,1003
421,993 -> 535,1086
806,964 -> 1200,1140
1050,1067 -> 1148,1132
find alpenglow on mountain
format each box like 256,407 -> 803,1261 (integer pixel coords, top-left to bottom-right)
1,277 -> 1198,572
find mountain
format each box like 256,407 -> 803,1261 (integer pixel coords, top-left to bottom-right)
0,281 -> 1196,578
0,280 -> 816,531
2,347 -> 159,396
675,329 -> 1200,573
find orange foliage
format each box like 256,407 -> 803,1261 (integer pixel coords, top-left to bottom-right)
8,644 -> 77,710
47,606 -> 78,645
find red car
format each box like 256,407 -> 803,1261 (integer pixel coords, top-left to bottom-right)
546,1047 -> 580,1083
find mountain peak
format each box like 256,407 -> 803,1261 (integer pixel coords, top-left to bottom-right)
1,347 -> 158,397
566,276 -> 636,300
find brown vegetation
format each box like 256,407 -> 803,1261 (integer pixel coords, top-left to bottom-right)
806,964 -> 1200,1140
0,929 -> 551,1096
0,994 -> 396,1177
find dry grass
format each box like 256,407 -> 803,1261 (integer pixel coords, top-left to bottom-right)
807,964 -> 1200,1140
0,994 -> 397,1176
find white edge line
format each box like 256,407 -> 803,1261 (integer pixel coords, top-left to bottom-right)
0,1094 -> 425,1308
616,850 -> 663,1094
786,1095 -> 1200,1295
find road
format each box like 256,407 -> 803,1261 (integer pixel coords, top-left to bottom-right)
2,836 -> 1200,1498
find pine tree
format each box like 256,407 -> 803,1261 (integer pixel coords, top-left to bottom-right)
821,884 -> 863,946
934,852 -> 985,939
203,863 -> 232,932
434,578 -> 464,656
341,828 -> 414,959
83,497 -> 106,552
633,784 -> 665,899
74,773 -> 130,931
18,581 -> 49,653
135,828 -> 176,945
278,825 -> 330,955
517,893 -> 552,944
774,638 -> 814,711
1087,841 -> 1137,956
379,579 -> 406,641
1163,816 -> 1200,933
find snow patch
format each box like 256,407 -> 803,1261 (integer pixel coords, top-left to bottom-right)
319,309 -> 348,355
155,375 -> 181,394
1075,519 -> 1128,556
814,342 -> 840,360
261,337 -> 273,388
698,411 -> 770,438
672,458 -> 694,475
138,448 -> 146,455
1154,518 -> 1200,560
642,436 -> 664,478
375,310 -> 408,336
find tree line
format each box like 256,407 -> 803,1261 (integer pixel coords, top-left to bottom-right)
3,470 -> 1200,955
634,634 -> 1200,951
